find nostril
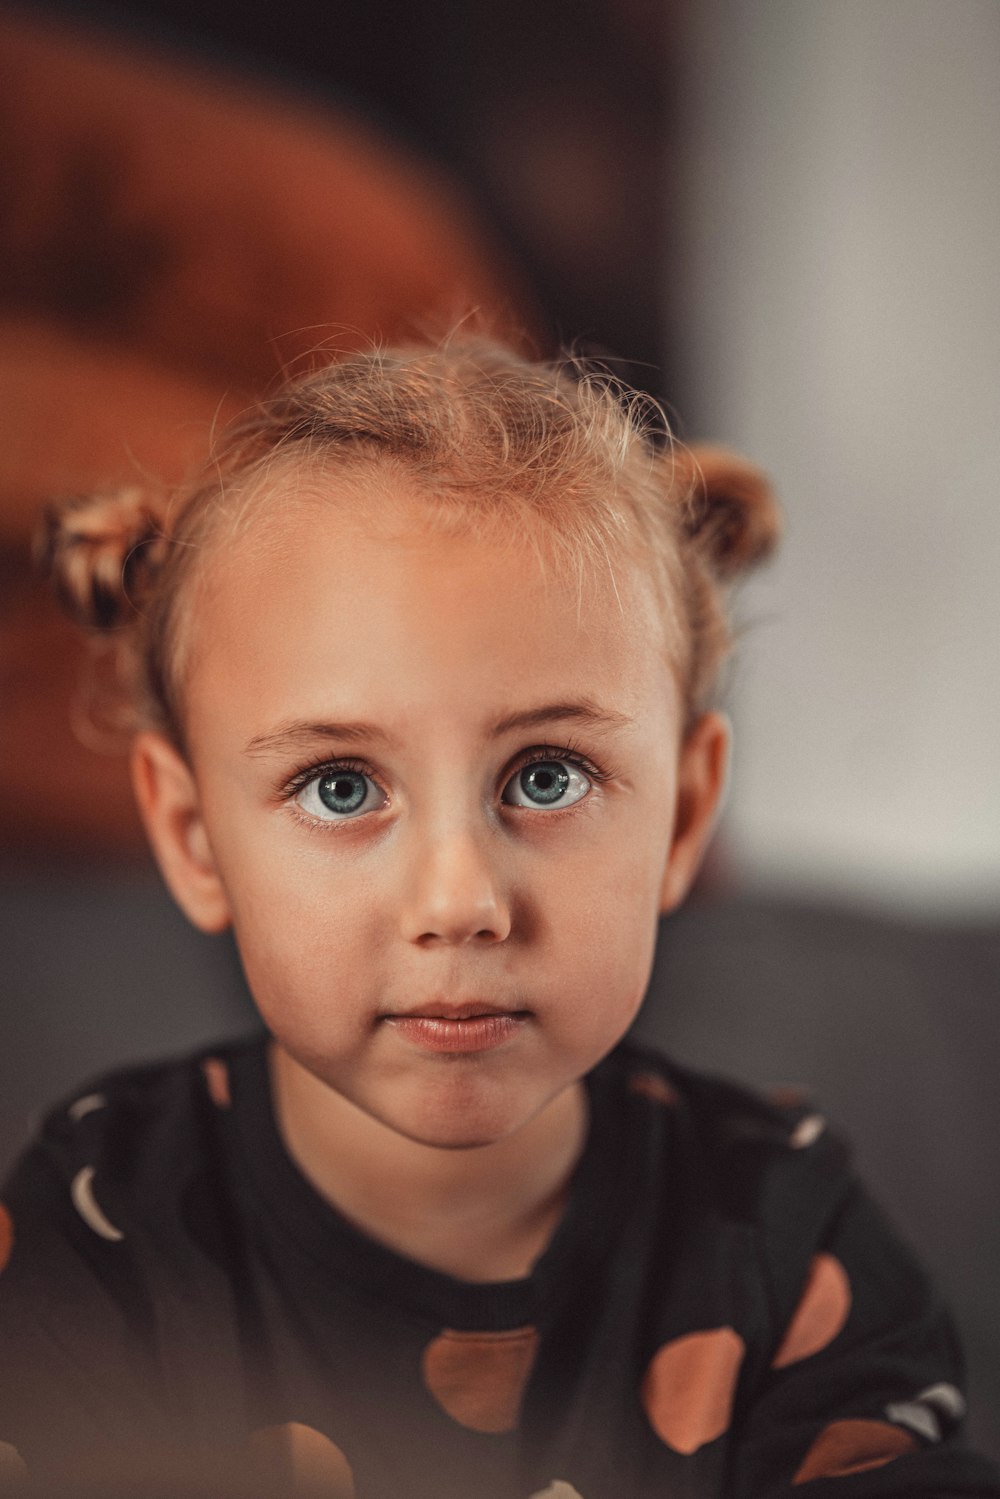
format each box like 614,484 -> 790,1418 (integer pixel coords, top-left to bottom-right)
399,837 -> 512,946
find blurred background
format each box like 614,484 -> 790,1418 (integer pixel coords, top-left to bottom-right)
1,0 -> 997,1459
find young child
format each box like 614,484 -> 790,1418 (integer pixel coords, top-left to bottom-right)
1,340 -> 996,1499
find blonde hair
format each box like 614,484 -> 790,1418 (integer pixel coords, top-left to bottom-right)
38,337 -> 779,747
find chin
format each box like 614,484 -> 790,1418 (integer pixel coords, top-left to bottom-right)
406,1125 -> 509,1152
379,1076 -> 534,1153
385,1104 -> 520,1153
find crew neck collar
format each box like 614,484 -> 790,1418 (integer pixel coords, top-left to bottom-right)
225,1035 -> 646,1331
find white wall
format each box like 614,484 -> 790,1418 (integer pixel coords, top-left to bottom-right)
675,0 -> 1000,916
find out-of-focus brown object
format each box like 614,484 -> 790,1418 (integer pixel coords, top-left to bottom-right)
0,9 -> 533,860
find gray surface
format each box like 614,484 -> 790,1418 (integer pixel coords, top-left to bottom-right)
2,872 -> 997,1458
0,866 -> 255,1166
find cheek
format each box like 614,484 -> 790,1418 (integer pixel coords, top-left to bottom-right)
232,921 -> 374,1062
547,850 -> 662,1017
583,797 -> 672,954
212,805 -> 381,930
221,854 -> 382,1008
557,806 -> 670,932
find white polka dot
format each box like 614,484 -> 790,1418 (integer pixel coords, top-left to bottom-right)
68,1093 -> 107,1122
885,1400 -> 941,1443
916,1383 -> 966,1423
70,1166 -> 124,1242
790,1113 -> 825,1149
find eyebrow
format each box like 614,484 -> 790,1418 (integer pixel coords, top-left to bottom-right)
244,700 -> 634,757
245,721 -> 391,757
489,702 -> 633,737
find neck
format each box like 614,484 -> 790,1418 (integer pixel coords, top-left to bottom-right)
268,1044 -> 589,1282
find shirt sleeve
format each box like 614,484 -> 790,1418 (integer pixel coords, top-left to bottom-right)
729,1179 -> 1000,1497
0,1074 -> 276,1499
0,1130 -> 177,1492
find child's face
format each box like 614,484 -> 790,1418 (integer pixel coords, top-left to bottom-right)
135,464 -> 726,1150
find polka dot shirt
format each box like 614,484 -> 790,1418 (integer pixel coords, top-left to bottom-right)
0,1037 -> 996,1498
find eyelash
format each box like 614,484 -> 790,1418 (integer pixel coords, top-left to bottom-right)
283,756 -> 375,801
280,741 -> 611,824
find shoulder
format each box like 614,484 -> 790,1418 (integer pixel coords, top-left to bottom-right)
600,1038 -> 859,1306
603,1037 -> 850,1197
1,1033 -> 263,1265
0,1039 -> 264,1476
602,1045 -> 1000,1490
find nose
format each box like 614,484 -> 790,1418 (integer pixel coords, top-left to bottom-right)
399,820 -> 512,947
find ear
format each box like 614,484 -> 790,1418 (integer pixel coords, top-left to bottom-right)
659,711 -> 730,914
130,731 -> 232,933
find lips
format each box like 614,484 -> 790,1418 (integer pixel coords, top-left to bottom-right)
382,1002 -> 529,1054
393,1000 -> 517,1021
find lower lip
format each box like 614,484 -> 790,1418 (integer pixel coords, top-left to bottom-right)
383,1014 -> 528,1054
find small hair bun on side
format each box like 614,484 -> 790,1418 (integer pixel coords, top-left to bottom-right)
677,444 -> 780,579
36,488 -> 167,631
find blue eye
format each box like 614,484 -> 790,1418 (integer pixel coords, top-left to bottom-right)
502,759 -> 592,810
295,769 -> 383,821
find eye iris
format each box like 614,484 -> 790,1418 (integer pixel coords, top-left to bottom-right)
521,762 -> 570,805
317,773 -> 367,814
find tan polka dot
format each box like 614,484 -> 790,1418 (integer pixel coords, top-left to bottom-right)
627,1071 -> 679,1107
641,1327 -> 745,1453
0,1204 -> 13,1273
201,1057 -> 231,1109
768,1084 -> 812,1110
248,1422 -> 355,1497
422,1325 -> 540,1433
793,1419 -> 918,1483
528,1484 -> 585,1499
772,1254 -> 851,1368
0,1440 -> 27,1478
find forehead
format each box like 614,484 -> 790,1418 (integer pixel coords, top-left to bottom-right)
183,461 -> 679,745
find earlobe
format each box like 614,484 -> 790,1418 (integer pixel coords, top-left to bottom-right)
130,732 -> 232,933
659,711 -> 731,914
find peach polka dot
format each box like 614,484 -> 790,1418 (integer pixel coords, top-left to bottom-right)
772,1254 -> 851,1368
201,1057 -> 232,1109
248,1422 -> 355,1497
641,1327 -> 745,1454
793,1419 -> 918,1484
768,1084 -> 812,1110
422,1325 -> 540,1433
0,1204 -> 13,1273
0,1440 -> 27,1477
627,1072 -> 679,1107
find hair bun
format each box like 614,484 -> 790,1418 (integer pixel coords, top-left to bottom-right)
36,488 -> 166,630
677,444 -> 780,579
